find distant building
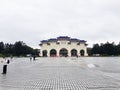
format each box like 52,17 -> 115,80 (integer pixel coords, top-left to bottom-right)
39,36 -> 88,57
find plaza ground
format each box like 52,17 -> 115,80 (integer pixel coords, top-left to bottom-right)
0,57 -> 120,90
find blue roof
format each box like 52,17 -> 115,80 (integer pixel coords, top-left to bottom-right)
41,40 -> 48,43
48,38 -> 57,42
80,40 -> 86,42
57,36 -> 70,40
58,36 -> 69,38
40,36 -> 87,43
70,38 -> 79,42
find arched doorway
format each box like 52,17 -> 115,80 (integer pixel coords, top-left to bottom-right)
71,49 -> 77,57
80,50 -> 85,56
50,49 -> 57,57
42,50 -> 47,57
59,48 -> 68,57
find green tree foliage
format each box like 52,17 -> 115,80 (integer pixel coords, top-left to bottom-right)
2,43 -> 14,55
0,42 -> 4,53
13,41 -> 34,56
91,42 -> 120,56
32,49 -> 40,56
0,41 -> 39,57
92,44 -> 100,54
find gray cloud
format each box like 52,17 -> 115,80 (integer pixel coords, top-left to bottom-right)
0,0 -> 120,48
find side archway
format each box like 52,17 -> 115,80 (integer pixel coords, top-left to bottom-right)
59,48 -> 68,57
42,50 -> 47,57
80,50 -> 85,56
71,49 -> 77,57
50,49 -> 57,57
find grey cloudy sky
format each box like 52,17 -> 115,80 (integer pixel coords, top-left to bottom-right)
0,0 -> 120,48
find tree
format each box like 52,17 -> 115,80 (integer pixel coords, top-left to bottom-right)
116,42 -> 120,55
0,41 -> 36,57
13,41 -> 34,56
102,42 -> 116,55
2,43 -> 14,55
32,49 -> 40,56
0,42 -> 4,53
92,44 -> 100,54
91,42 -> 118,56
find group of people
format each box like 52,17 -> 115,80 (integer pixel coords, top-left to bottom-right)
30,55 -> 36,61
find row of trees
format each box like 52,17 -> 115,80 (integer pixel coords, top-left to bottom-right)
0,41 -> 39,57
89,42 -> 120,56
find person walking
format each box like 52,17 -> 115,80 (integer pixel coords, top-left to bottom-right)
33,55 -> 36,61
10,54 -> 13,60
30,54 -> 32,61
1,56 -> 8,74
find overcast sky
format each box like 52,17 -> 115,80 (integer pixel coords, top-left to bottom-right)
0,0 -> 120,48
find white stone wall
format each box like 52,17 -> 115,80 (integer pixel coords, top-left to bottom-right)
40,40 -> 88,57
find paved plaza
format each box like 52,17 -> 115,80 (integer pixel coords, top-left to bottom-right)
0,57 -> 120,90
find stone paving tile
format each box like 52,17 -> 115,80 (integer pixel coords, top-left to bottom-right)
0,57 -> 120,90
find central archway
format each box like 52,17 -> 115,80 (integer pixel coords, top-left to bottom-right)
71,49 -> 77,57
59,48 -> 68,57
50,49 -> 57,57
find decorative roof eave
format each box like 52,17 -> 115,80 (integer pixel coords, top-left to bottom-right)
85,44 -> 88,46
39,44 -> 42,46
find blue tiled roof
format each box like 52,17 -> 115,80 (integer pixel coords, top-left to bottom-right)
48,38 -> 57,42
58,36 -> 69,38
57,36 -> 70,40
40,36 -> 87,43
70,38 -> 79,42
41,40 -> 48,43
80,40 -> 86,42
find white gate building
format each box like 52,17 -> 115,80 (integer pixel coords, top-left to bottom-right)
39,36 -> 88,57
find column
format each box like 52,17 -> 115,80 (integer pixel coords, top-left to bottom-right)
68,50 -> 71,57
57,49 -> 59,57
